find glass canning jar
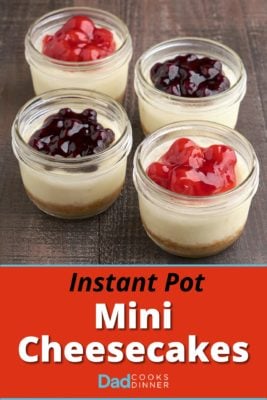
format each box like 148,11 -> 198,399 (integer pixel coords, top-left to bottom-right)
25,7 -> 133,102
135,37 -> 247,135
12,89 -> 132,219
133,121 -> 259,257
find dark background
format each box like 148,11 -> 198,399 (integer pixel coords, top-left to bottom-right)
0,0 -> 266,264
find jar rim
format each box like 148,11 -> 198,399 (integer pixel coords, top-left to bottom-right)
25,6 -> 132,70
135,37 -> 246,107
133,121 -> 259,213
12,88 -> 132,170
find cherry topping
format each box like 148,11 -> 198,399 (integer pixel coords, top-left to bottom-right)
61,16 -> 95,38
42,15 -> 116,62
147,138 -> 237,196
29,108 -> 115,158
146,162 -> 172,189
161,138 -> 204,169
150,54 -> 230,97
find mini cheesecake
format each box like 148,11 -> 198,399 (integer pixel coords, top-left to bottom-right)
141,56 -> 236,134
12,90 -> 132,219
25,8 -> 133,101
133,122 -> 259,258
143,137 -> 248,256
134,38 -> 247,135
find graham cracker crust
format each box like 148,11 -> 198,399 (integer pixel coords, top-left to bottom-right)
26,185 -> 123,219
143,222 -> 244,258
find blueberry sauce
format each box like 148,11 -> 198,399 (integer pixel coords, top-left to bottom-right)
150,54 -> 230,97
29,108 -> 115,158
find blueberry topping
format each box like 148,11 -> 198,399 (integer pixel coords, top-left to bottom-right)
150,54 -> 230,97
29,108 -> 115,158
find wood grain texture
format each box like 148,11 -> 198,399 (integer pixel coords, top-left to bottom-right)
0,0 -> 266,264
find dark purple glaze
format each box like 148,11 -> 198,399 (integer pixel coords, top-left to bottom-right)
29,108 -> 115,157
150,54 -> 230,97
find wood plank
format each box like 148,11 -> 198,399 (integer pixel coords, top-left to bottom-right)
0,0 -> 266,264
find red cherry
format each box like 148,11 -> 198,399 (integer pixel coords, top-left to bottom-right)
218,167 -> 236,193
203,145 -> 237,193
80,44 -> 106,61
169,167 -> 214,196
200,162 -> 236,194
204,144 -> 237,166
62,47 -> 81,62
43,36 -> 66,60
169,166 -> 190,194
60,16 -> 95,39
146,162 -> 172,189
93,28 -> 116,52
161,138 -> 204,169
63,29 -> 88,45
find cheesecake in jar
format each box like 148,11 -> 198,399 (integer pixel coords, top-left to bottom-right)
133,121 -> 259,257
134,38 -> 247,135
25,7 -> 133,102
12,89 -> 132,219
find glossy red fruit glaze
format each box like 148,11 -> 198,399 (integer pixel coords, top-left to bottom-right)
160,138 -> 204,169
146,138 -> 237,196
61,16 -> 94,38
42,15 -> 116,61
146,162 -> 172,189
29,107 -> 115,158
150,54 -> 230,97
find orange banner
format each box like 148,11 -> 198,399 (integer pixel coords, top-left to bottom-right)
0,266 -> 266,397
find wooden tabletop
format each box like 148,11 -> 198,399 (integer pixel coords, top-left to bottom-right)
0,0 -> 266,265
